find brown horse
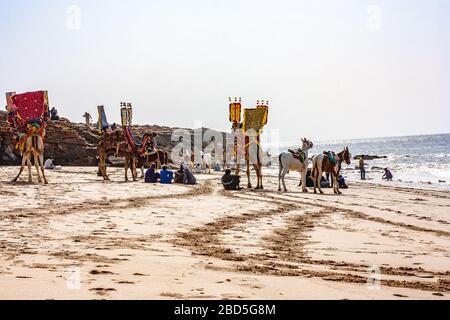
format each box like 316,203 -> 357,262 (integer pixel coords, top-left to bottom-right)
311,147 -> 351,195
12,134 -> 48,184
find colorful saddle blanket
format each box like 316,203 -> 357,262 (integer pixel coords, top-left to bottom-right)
324,151 -> 337,165
6,91 -> 49,151
289,149 -> 306,163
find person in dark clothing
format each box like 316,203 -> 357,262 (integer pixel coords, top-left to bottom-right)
221,169 -> 241,190
50,107 -> 60,121
359,157 -> 366,180
145,164 -> 160,183
338,175 -> 348,189
183,164 -> 197,185
174,165 -> 185,184
382,168 -> 393,181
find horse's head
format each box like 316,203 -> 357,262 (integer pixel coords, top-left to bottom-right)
343,147 -> 351,165
301,138 -> 314,150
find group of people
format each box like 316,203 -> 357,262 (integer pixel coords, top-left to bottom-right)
359,157 -> 393,181
144,164 -> 197,185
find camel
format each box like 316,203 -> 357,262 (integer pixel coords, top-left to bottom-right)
311,147 -> 351,195
236,135 -> 264,189
98,138 -> 137,182
12,134 -> 48,184
278,138 -> 314,193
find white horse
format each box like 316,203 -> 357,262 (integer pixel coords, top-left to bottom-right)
278,138 -> 314,192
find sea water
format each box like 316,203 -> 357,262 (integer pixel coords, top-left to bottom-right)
266,133 -> 450,191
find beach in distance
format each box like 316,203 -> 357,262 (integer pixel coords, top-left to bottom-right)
0,166 -> 449,300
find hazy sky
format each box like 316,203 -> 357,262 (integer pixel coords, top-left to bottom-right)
1,0 -> 449,142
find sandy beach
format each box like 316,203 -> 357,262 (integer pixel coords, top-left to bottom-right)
0,166 -> 449,300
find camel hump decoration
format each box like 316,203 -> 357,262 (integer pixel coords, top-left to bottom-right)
229,98 -> 269,190
6,91 -> 50,184
97,103 -> 168,182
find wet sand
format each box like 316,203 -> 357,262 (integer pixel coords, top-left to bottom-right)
0,166 -> 449,300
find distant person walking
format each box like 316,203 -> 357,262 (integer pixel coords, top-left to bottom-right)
83,112 -> 92,127
359,157 -> 366,180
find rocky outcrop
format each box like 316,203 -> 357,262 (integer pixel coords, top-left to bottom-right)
354,154 -> 388,160
0,111 -> 226,166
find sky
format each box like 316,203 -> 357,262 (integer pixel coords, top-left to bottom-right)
0,0 -> 449,142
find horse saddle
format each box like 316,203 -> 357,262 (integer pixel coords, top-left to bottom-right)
323,151 -> 337,165
289,149 -> 305,162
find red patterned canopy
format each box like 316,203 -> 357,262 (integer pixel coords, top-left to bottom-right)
11,91 -> 48,123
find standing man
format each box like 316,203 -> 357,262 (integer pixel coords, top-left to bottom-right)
359,156 -> 366,180
83,112 -> 92,127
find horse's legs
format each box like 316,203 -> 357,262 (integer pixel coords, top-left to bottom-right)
301,168 -> 308,193
317,168 -> 324,194
278,161 -> 283,192
13,153 -> 27,182
281,169 -> 288,192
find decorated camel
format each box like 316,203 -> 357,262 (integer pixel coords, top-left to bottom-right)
97,104 -> 168,181
6,91 -> 50,184
229,98 -> 269,190
311,147 -> 351,195
278,138 -> 314,192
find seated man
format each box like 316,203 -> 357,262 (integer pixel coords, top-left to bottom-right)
174,165 -> 185,184
160,166 -> 174,184
145,164 -> 160,183
183,164 -> 197,185
44,158 -> 55,170
338,175 -> 348,189
50,107 -> 60,121
221,169 -> 241,190
382,168 -> 393,181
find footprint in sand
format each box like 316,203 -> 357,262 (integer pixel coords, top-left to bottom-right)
89,288 -> 117,296
89,270 -> 115,275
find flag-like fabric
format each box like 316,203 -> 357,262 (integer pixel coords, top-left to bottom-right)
98,105 -> 109,133
243,108 -> 268,133
10,91 -> 48,126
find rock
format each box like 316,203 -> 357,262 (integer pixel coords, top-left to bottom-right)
354,154 -> 387,160
0,111 -> 226,166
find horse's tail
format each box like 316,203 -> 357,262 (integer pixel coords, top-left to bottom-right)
278,154 -> 283,172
